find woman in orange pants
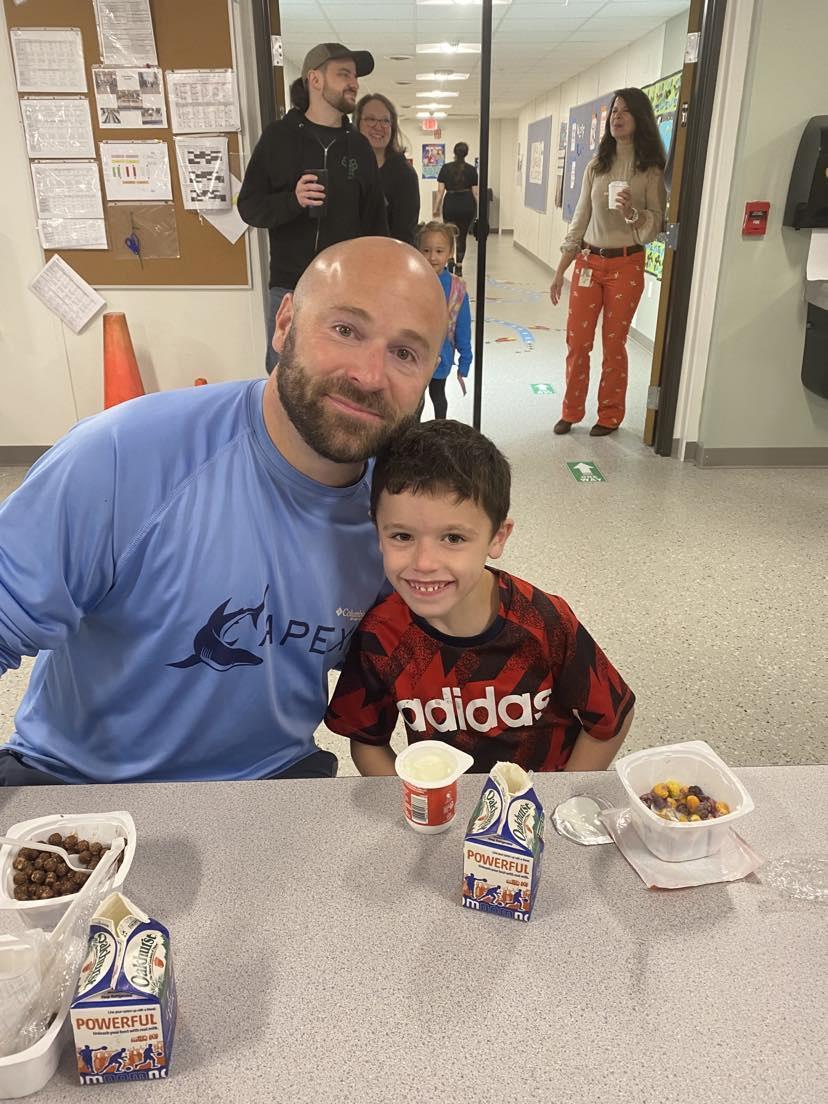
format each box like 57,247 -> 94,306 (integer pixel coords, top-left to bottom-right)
550,88 -> 666,436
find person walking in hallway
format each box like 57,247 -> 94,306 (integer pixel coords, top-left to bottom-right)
549,88 -> 666,436
238,42 -> 389,374
355,93 -> 420,245
436,142 -> 478,278
417,221 -> 472,419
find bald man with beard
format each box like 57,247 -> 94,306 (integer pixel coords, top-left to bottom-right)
0,239 -> 448,786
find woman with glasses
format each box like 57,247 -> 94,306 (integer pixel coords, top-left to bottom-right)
355,93 -> 420,245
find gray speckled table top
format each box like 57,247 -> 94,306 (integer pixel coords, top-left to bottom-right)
1,767 -> 826,1103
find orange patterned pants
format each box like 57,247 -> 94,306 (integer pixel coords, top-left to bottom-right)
561,250 -> 645,427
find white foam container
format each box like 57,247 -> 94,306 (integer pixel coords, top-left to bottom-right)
0,1006 -> 70,1099
0,811 -> 136,930
614,741 -> 754,862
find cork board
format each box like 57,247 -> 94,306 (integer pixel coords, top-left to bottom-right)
5,0 -> 249,286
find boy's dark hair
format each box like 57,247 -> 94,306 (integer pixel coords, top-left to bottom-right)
370,420 -> 511,533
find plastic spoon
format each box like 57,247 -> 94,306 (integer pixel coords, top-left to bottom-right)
0,835 -> 92,874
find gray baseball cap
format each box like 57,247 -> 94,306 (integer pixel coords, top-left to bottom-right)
301,42 -> 374,80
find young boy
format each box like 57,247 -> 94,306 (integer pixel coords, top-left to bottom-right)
325,420 -> 635,774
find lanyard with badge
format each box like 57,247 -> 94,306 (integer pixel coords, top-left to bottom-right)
578,245 -> 592,288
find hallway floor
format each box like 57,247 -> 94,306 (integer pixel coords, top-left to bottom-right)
2,236 -> 826,775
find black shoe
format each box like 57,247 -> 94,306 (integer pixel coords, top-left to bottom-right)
553,419 -> 573,435
589,423 -> 618,436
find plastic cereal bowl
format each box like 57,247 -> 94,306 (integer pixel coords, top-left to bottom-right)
0,811 -> 136,930
0,1003 -> 70,1099
614,742 -> 754,863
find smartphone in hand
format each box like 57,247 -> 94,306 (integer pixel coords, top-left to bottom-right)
303,168 -> 328,219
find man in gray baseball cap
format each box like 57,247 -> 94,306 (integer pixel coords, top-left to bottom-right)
239,42 -> 388,374
301,42 -> 374,81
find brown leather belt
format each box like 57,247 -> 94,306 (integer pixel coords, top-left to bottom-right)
585,243 -> 644,258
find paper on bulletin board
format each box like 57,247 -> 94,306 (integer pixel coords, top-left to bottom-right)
107,203 -> 180,260
100,140 -> 172,201
203,175 -> 247,243
30,160 -> 104,220
29,255 -> 106,334
10,27 -> 87,93
174,136 -> 231,210
93,0 -> 158,66
93,66 -> 167,128
20,97 -> 95,159
166,69 -> 241,134
38,218 -> 108,251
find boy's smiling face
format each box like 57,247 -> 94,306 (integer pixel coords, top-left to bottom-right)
376,488 -> 513,637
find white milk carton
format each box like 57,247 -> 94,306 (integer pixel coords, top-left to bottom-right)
70,893 -> 176,1084
462,762 -> 544,922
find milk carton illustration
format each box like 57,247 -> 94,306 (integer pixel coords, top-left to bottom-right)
462,762 -> 544,922
71,893 -> 176,1084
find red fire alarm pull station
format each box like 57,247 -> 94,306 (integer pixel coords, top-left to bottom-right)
743,201 -> 770,236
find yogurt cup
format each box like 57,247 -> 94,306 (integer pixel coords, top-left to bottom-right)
395,741 -> 474,834
608,179 -> 628,209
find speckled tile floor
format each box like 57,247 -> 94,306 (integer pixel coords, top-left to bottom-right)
2,238 -> 827,775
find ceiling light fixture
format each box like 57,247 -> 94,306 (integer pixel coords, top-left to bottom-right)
416,71 -> 470,81
417,1 -> 510,7
386,54 -> 413,62
417,43 -> 481,55
415,90 -> 459,98
416,111 -> 448,119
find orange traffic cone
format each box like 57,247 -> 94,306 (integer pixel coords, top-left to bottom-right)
103,312 -> 145,409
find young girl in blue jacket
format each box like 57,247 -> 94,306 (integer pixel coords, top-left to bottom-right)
417,221 -> 472,419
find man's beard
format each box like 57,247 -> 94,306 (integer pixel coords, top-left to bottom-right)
276,328 -> 415,463
323,82 -> 355,116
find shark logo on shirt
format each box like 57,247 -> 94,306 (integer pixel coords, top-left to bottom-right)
168,588 -> 269,671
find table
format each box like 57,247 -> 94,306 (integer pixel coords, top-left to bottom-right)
1,767 -> 825,1103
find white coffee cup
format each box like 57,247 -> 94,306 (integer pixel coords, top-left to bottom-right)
608,180 -> 628,209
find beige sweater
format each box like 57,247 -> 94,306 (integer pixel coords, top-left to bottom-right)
562,140 -> 666,253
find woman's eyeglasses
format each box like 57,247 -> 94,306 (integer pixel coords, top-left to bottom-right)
362,116 -> 392,128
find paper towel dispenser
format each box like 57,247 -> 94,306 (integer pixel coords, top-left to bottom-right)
784,116 -> 828,229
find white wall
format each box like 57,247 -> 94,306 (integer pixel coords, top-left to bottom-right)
697,0 -> 828,452
509,13 -> 688,342
0,1 -> 267,448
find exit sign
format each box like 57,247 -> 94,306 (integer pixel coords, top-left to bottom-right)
421,117 -> 438,131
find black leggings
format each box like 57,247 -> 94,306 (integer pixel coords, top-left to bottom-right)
443,192 -> 476,265
429,379 -> 448,419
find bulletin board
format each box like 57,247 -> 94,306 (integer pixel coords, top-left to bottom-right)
4,0 -> 249,287
562,92 -> 613,223
641,71 -> 682,279
523,114 -> 552,214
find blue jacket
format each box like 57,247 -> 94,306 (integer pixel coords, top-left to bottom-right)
433,267 -> 472,381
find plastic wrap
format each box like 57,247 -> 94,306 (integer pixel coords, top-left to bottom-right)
759,856 -> 827,903
0,838 -> 125,1060
108,203 -> 180,260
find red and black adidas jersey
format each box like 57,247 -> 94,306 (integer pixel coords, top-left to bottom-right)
325,569 -> 635,773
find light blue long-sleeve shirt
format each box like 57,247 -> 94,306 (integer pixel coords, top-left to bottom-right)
0,381 -> 384,782
433,267 -> 472,380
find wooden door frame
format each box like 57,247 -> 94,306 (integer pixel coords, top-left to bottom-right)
250,0 -> 286,130
646,0 -> 730,453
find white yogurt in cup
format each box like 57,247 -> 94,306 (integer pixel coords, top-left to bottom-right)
395,740 -> 474,834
